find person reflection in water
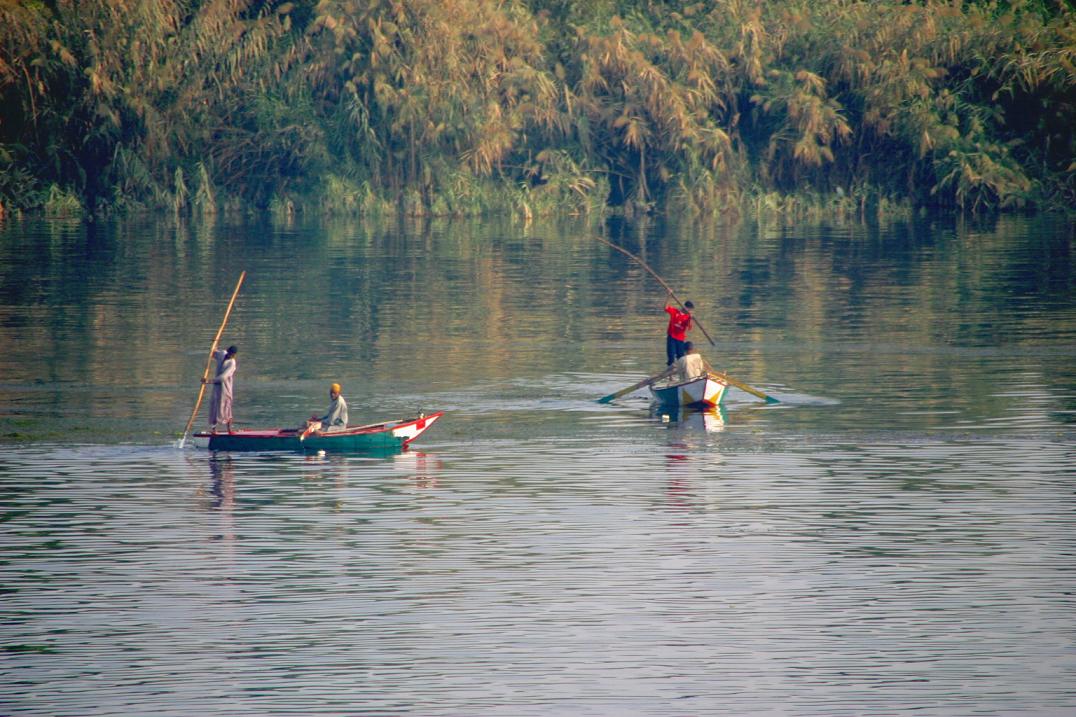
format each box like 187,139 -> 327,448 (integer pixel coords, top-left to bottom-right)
207,457 -> 236,544
209,456 -> 235,511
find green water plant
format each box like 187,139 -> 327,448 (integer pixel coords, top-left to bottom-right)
0,0 -> 1072,218
42,184 -> 82,218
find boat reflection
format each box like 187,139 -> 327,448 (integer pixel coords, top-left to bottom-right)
294,449 -> 443,488
392,450 -> 443,489
650,405 -> 727,432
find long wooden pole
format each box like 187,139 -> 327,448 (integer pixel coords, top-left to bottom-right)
597,364 -> 677,404
596,235 -> 716,346
179,271 -> 246,446
708,370 -> 779,404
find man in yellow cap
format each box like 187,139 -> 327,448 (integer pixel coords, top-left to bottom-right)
317,382 -> 348,432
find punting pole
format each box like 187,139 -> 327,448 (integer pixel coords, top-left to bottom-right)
178,271 -> 246,448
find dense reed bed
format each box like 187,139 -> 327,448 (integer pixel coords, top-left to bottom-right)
1,1 -> 1073,219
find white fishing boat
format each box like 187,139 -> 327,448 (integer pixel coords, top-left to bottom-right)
650,373 -> 728,408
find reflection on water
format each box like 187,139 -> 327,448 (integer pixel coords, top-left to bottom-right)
0,213 -> 1074,715
1,212 -> 1074,443
208,455 -> 236,511
651,405 -> 727,433
392,451 -> 443,489
1,435 -> 1073,716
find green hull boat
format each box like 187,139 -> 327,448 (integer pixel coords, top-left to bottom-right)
193,412 -> 442,453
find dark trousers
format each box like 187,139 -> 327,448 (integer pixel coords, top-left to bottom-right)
666,335 -> 687,366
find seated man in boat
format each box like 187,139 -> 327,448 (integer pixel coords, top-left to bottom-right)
302,382 -> 349,437
673,342 -> 708,383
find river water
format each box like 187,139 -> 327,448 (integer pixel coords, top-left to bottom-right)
1,212 -> 1074,715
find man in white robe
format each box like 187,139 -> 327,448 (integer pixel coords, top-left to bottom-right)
674,342 -> 707,383
203,345 -> 237,433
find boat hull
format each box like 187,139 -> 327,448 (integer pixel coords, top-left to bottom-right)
193,412 -> 442,453
650,375 -> 727,408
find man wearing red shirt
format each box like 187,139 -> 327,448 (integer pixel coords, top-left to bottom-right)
664,299 -> 695,366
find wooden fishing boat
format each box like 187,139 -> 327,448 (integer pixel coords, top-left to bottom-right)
650,374 -> 728,409
193,412 -> 443,453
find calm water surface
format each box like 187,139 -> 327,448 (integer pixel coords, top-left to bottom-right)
1,213 -> 1074,715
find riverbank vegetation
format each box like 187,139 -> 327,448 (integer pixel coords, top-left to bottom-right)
1,0 -> 1074,220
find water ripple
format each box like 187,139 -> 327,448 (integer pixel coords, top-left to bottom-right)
2,434 -> 1075,715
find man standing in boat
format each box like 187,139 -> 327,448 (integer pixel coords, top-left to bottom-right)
202,345 -> 237,434
664,296 -> 694,366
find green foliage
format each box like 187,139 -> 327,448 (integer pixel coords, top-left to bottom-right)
304,0 -> 562,212
0,0 -> 1073,217
42,184 -> 82,218
567,16 -> 739,209
193,162 -> 217,217
0,148 -> 40,212
759,0 -> 1075,210
172,168 -> 188,216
